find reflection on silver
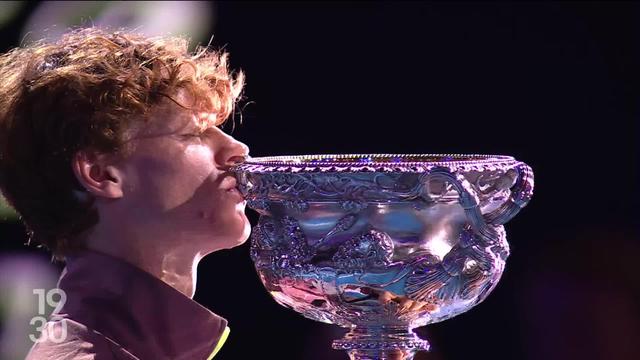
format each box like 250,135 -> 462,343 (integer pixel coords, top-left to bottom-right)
234,154 -> 534,360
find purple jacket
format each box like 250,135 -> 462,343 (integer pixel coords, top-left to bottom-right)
25,250 -> 230,360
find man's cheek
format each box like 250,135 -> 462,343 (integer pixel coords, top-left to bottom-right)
184,144 -> 214,165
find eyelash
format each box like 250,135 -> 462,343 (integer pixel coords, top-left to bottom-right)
181,133 -> 204,141
182,128 -> 215,140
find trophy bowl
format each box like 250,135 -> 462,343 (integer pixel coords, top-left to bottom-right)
234,154 -> 534,360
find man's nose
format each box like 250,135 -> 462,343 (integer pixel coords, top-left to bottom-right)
215,132 -> 250,168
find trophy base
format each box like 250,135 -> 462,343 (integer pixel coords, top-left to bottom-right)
333,326 -> 430,360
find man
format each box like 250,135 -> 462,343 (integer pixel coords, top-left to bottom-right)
0,27 -> 250,359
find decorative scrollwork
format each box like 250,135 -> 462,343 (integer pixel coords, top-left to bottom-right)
484,163 -> 534,225
250,216 -> 279,263
318,214 -> 358,244
340,200 -> 368,213
332,229 -> 395,272
242,172 -> 430,203
282,216 -> 315,264
235,155 -> 529,216
405,228 -> 507,310
283,199 -> 310,213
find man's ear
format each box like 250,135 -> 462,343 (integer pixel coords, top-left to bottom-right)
71,151 -> 124,199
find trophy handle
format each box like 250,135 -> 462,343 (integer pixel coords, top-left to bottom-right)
426,168 -> 497,245
483,162 -> 534,226
427,163 -> 533,240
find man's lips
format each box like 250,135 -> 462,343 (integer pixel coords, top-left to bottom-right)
220,173 -> 239,191
220,173 -> 246,201
226,186 -> 246,201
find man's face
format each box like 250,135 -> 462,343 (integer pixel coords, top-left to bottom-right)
112,95 -> 250,251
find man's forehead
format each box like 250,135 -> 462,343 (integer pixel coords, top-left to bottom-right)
136,102 -> 217,136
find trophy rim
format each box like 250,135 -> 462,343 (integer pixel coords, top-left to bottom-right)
235,153 -> 518,173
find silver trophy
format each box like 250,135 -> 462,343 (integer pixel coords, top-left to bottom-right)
234,154 -> 534,360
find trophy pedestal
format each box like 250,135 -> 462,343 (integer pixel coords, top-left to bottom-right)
345,349 -> 419,360
333,326 -> 429,360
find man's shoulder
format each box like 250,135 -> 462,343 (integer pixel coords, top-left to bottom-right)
25,318 -> 138,360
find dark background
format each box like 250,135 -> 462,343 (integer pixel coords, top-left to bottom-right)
0,2 -> 638,359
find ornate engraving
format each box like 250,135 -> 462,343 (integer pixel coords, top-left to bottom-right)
405,228 -> 507,313
284,199 -> 310,213
250,216 -> 278,262
247,198 -> 269,212
282,216 -> 315,264
332,230 -> 394,272
319,214 -> 358,244
242,172 -> 430,203
340,200 -> 369,213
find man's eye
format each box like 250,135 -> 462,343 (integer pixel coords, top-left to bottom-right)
181,133 -> 203,140
180,128 -> 215,141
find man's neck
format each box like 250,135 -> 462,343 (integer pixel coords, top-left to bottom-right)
80,226 -> 204,298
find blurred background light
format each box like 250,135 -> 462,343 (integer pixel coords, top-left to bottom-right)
0,254 -> 60,359
21,1 -> 214,47
0,1 -> 25,30
0,195 -> 17,221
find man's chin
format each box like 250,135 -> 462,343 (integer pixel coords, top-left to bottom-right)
221,224 -> 251,250
241,219 -> 252,242
221,236 -> 249,251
